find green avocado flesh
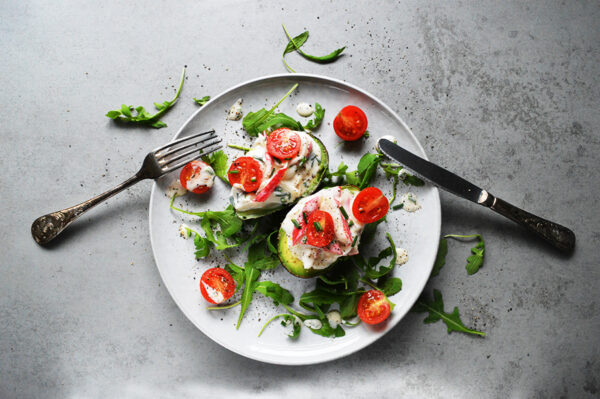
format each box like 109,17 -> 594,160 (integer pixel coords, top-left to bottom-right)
235,133 -> 329,220
278,185 -> 359,278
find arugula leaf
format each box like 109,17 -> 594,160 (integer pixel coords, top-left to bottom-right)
236,264 -> 260,329
255,281 -> 294,306
348,153 -> 382,189
359,218 -> 385,247
282,25 -> 346,72
431,238 -> 448,277
412,289 -> 485,336
106,67 -> 185,129
339,294 -> 361,320
255,112 -> 304,132
193,234 -> 211,258
379,277 -> 402,297
355,233 -> 397,279
306,316 -> 345,338
380,162 -> 425,186
444,234 -> 485,275
303,103 -> 325,130
242,84 -> 299,136
224,258 -> 245,290
258,313 -> 301,339
193,96 -> 210,106
299,288 -> 348,312
247,240 -> 280,270
202,150 -> 229,183
403,174 -> 425,186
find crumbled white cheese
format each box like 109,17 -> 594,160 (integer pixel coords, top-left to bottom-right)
395,248 -> 409,265
399,192 -> 422,212
296,102 -> 314,117
179,224 -> 191,239
327,310 -> 342,328
202,281 -> 225,304
304,319 -> 323,330
226,98 -> 243,120
165,180 -> 186,197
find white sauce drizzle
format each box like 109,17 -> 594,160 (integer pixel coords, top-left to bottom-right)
165,180 -> 186,197
226,98 -> 243,120
399,192 -> 422,212
296,103 -> 314,117
327,310 -> 342,328
304,319 -> 322,329
202,281 -> 225,304
186,164 -> 215,191
395,248 -> 409,265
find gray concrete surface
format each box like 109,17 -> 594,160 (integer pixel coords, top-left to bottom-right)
1,0 -> 599,397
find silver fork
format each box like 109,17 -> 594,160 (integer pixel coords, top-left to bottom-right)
31,130 -> 222,245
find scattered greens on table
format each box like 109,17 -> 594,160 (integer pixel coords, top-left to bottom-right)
106,67 -> 186,129
282,24 -> 346,73
193,96 -> 211,106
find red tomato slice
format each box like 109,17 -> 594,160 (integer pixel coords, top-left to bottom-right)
333,105 -> 368,141
254,163 -> 288,202
228,156 -> 263,192
352,187 -> 389,224
200,268 -> 236,305
179,160 -> 213,194
357,290 -> 391,324
292,197 -> 320,245
306,210 -> 335,247
267,128 -> 302,160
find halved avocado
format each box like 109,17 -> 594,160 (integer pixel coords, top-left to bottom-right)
235,133 -> 329,220
278,185 -> 360,278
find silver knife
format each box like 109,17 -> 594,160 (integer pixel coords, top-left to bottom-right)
377,138 -> 575,252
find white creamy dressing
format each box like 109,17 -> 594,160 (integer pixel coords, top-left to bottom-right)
230,130 -> 322,212
165,180 -> 186,197
296,102 -> 314,117
399,192 -> 421,212
202,281 -> 225,304
327,310 -> 342,328
395,247 -> 409,265
282,187 -> 365,270
303,319 -> 323,329
186,163 -> 215,191
226,98 -> 243,120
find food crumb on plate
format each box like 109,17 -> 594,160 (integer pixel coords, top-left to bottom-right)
226,98 -> 243,120
399,192 -> 421,212
395,248 -> 409,265
296,102 -> 314,117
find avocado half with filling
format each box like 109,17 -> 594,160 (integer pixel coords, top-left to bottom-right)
278,185 -> 363,278
233,132 -> 329,220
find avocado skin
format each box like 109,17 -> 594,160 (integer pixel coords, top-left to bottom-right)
277,185 -> 360,278
235,133 -> 329,220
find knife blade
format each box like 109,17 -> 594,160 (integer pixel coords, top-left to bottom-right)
376,138 -> 576,252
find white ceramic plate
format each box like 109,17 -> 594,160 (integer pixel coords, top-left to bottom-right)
148,73 -> 441,365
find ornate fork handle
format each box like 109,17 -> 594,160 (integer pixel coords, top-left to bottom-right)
31,173 -> 144,245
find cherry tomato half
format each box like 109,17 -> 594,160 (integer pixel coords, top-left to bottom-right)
333,105 -> 368,141
200,268 -> 236,305
357,290 -> 391,325
306,210 -> 335,247
228,156 -> 263,192
352,187 -> 389,224
179,160 -> 214,194
267,128 -> 301,160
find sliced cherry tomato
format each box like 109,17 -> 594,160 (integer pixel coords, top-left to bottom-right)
254,162 -> 288,202
199,268 -> 236,305
228,156 -> 263,192
352,187 -> 389,224
333,105 -> 368,141
267,128 -> 301,160
179,160 -> 214,194
306,210 -> 335,247
357,290 -> 391,324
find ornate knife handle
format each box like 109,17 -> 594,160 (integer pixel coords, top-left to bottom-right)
484,194 -> 575,252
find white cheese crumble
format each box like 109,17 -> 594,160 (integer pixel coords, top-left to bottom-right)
395,248 -> 409,265
202,281 -> 225,304
304,319 -> 322,329
165,180 -> 186,197
327,310 -> 342,328
226,98 -> 243,120
296,102 -> 314,117
399,192 -> 422,212
179,224 -> 191,239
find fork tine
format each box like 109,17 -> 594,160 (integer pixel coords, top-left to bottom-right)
157,131 -> 218,160
163,145 -> 223,173
152,129 -> 215,154
161,138 -> 223,167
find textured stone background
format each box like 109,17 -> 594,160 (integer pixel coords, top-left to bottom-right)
1,1 -> 599,398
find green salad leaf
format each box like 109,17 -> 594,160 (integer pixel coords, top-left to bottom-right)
202,150 -> 229,183
255,112 -> 304,133
255,281 -> 294,306
242,84 -> 299,136
282,25 -> 346,73
355,233 -> 397,279
236,264 -> 260,329
106,67 -> 186,129
444,234 -> 485,275
193,234 -> 211,258
379,277 -> 403,297
193,96 -> 210,106
303,103 -> 325,130
259,313 -> 301,339
431,238 -> 449,277
413,289 -> 485,336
